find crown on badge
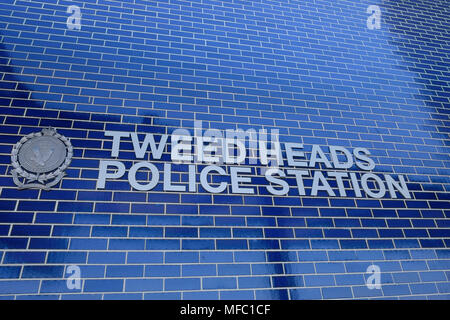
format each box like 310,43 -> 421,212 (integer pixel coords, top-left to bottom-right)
42,127 -> 57,136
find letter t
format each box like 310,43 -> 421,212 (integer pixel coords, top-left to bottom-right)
105,131 -> 130,157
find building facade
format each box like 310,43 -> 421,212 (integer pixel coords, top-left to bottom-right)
0,0 -> 449,299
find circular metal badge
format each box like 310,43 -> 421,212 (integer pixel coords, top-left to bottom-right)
18,135 -> 67,173
11,128 -> 73,189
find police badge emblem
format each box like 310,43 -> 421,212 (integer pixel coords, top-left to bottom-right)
11,128 -> 73,190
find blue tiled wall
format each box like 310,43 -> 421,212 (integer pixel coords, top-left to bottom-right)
0,0 -> 449,299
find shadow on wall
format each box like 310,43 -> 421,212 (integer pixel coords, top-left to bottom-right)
0,42 -> 42,109
0,41 -> 167,129
384,0 -> 449,140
